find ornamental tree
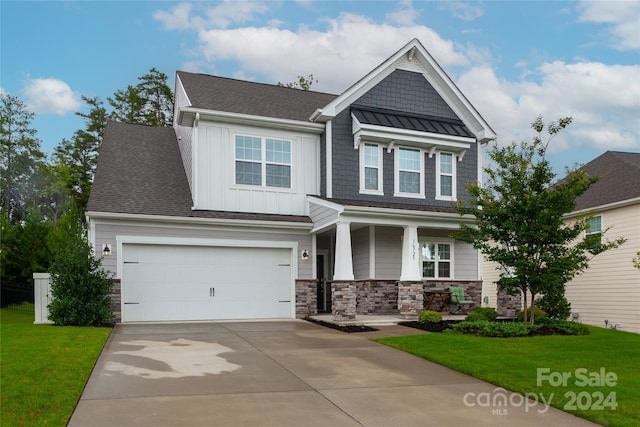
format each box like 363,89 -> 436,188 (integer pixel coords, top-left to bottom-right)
453,116 -> 625,323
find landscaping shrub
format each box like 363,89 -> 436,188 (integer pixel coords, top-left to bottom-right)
536,288 -> 572,320
48,234 -> 113,326
536,318 -> 589,335
452,320 -> 538,337
517,306 -> 546,322
465,306 -> 498,322
418,310 -> 443,324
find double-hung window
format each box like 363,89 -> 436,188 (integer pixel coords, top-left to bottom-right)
421,241 -> 453,279
436,151 -> 456,200
235,135 -> 291,188
585,215 -> 602,250
360,143 -> 383,194
395,147 -> 424,198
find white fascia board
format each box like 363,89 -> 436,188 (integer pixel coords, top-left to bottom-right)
179,107 -> 326,134
343,204 -> 474,225
563,197 -> 640,219
86,211 -> 313,230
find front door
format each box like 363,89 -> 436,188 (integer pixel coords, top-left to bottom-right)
316,253 -> 329,313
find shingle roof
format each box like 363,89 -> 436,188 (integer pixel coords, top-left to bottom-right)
177,71 -> 338,121
87,121 -> 311,223
352,106 -> 474,139
574,151 -> 640,211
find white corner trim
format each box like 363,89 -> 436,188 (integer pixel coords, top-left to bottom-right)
326,119 -> 333,198
369,226 -> 376,279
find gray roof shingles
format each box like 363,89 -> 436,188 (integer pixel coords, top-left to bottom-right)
177,71 -> 337,121
87,121 -> 311,223
574,151 -> 640,211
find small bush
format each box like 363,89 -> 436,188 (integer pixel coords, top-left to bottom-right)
517,306 -> 546,322
452,320 -> 539,337
48,234 -> 113,326
465,306 -> 498,322
536,318 -> 589,335
418,310 -> 443,324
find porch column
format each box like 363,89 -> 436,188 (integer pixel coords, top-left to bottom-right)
400,225 -> 421,281
333,221 -> 354,280
332,221 -> 356,321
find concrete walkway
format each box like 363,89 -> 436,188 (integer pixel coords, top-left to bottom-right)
69,320 -> 598,427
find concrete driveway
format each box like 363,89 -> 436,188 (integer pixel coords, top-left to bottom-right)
69,321 -> 597,427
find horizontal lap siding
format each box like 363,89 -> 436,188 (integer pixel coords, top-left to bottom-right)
352,227 -> 370,280
565,204 -> 640,333
93,221 -> 313,280
375,226 -> 402,279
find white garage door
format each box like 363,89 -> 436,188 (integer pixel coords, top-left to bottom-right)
122,244 -> 292,322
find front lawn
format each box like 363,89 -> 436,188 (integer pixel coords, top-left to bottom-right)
376,326 -> 640,427
0,309 -> 111,426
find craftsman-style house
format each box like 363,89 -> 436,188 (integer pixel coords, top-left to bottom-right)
87,39 -> 496,323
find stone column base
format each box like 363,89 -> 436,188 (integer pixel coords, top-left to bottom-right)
398,281 -> 424,320
332,281 -> 356,321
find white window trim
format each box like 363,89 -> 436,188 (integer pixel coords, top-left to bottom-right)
585,214 -> 603,247
394,146 -> 425,199
359,142 -> 383,195
436,151 -> 457,201
420,238 -> 455,279
233,133 -> 293,190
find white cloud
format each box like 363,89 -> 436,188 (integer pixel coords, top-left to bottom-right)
22,78 -> 81,115
154,1 -> 268,31
458,61 -> 640,155
188,12 -> 469,92
577,0 -> 640,50
439,1 -> 484,21
385,0 -> 420,26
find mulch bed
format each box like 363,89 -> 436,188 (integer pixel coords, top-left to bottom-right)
304,317 -> 378,333
399,320 -> 459,332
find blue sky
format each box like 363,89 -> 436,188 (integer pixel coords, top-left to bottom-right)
2,1 -> 639,175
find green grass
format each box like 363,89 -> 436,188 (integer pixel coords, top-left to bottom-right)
376,326 -> 640,427
1,309 -> 111,426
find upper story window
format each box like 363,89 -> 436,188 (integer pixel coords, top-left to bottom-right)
585,215 -> 602,250
421,241 -> 453,278
235,135 -> 291,188
360,143 -> 383,195
395,147 -> 424,198
436,151 -> 456,201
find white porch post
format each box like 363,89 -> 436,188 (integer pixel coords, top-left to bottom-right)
333,221 -> 354,280
400,225 -> 421,281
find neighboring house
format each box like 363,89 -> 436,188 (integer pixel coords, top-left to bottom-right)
481,151 -> 640,332
564,151 -> 640,333
87,39 -> 497,323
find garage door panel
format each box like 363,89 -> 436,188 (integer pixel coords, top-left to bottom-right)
122,244 -> 292,322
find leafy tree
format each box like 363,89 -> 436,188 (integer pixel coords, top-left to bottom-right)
0,207 -> 53,284
535,283 -> 572,320
453,116 -> 626,323
0,93 -> 45,222
53,96 -> 108,219
108,85 -> 145,124
277,74 -> 318,90
136,67 -> 174,127
47,219 -> 112,326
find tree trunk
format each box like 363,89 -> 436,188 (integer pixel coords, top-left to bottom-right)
522,289 -> 528,323
530,292 -> 536,324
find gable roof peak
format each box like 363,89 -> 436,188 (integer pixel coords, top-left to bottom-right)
310,38 -> 495,143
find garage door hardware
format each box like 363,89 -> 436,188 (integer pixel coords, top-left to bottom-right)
210,287 -> 215,297
124,302 -> 139,305
278,264 -> 290,267
124,261 -> 139,264
279,300 -> 290,303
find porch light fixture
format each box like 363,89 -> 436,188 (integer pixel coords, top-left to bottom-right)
102,244 -> 112,256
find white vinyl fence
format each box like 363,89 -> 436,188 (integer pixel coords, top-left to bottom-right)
33,273 -> 53,324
